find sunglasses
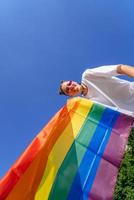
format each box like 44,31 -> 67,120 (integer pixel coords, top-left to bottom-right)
67,80 -> 73,86
65,81 -> 75,94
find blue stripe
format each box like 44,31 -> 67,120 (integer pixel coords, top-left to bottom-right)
67,107 -> 120,200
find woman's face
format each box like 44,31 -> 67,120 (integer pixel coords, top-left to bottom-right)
61,81 -> 82,96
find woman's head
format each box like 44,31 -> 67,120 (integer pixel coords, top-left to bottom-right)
59,80 -> 83,96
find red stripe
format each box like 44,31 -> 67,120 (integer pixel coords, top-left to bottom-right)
0,137 -> 41,200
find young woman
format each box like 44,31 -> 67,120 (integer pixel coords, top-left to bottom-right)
59,64 -> 134,117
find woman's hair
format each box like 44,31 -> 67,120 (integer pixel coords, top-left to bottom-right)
58,80 -> 67,95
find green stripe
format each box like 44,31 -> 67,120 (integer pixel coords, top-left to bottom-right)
48,104 -> 105,200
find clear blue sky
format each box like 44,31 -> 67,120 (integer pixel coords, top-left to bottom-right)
0,0 -> 134,178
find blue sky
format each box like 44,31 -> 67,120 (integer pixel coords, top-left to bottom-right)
0,0 -> 134,178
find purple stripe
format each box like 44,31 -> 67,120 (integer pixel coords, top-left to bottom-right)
89,114 -> 134,200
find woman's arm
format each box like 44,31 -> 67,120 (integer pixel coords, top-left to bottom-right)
117,65 -> 134,78
82,65 -> 119,78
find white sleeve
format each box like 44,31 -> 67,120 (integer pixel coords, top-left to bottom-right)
82,65 -> 120,78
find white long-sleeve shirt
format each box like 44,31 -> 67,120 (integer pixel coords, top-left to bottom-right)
81,65 -> 134,117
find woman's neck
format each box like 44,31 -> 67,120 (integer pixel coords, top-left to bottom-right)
81,83 -> 88,96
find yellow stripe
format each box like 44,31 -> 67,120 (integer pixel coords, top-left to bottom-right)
35,98 -> 93,200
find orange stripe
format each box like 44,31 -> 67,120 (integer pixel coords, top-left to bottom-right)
0,99 -> 79,200
5,147 -> 46,200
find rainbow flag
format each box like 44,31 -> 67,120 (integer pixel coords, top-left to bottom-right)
0,97 -> 133,200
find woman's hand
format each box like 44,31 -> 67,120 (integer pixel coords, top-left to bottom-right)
117,65 -> 134,78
